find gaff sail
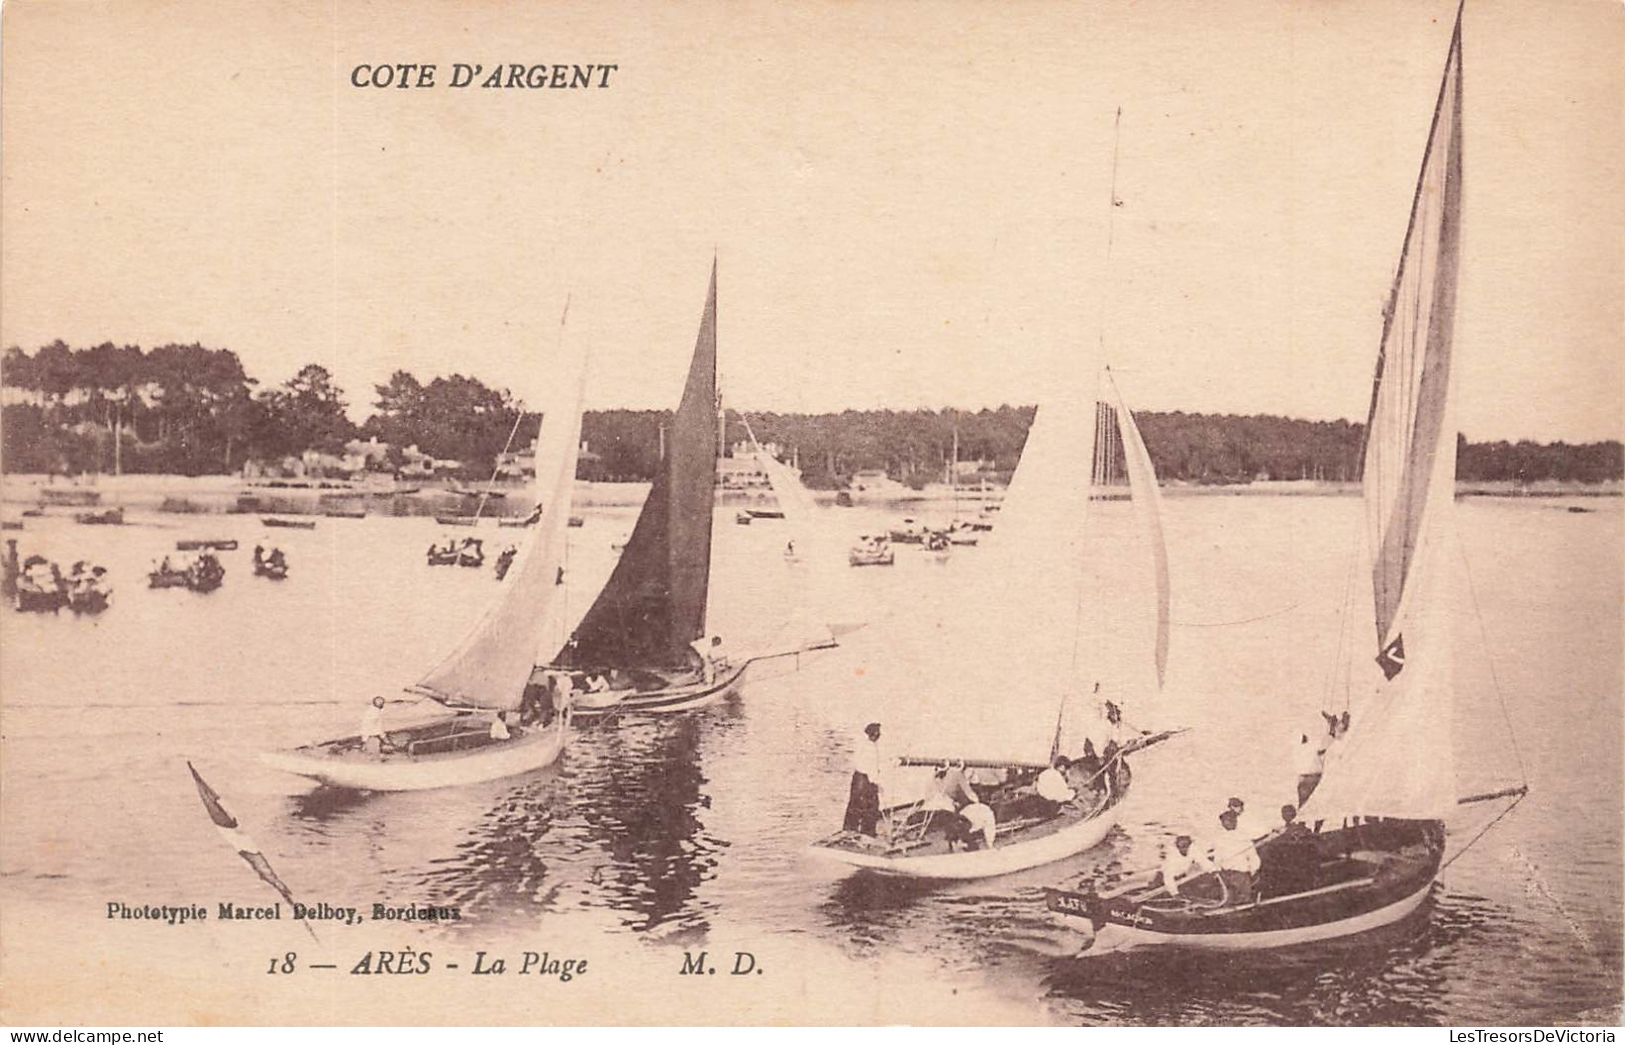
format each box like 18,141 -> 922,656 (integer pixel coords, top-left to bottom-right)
408,303 -> 589,711
1303,15 -> 1464,824
556,263 -> 719,671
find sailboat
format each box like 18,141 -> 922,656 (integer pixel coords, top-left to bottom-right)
945,429 -> 980,546
808,369 -> 1179,879
744,424 -> 862,655
260,304 -> 588,791
537,263 -> 743,718
1044,6 -> 1528,952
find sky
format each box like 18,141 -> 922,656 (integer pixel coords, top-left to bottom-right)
2,0 -> 1620,441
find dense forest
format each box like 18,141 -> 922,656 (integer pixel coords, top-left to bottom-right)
3,340 -> 1620,485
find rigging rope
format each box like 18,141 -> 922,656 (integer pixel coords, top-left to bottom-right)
1322,538 -> 1362,714
1451,510 -> 1530,788
1167,600 -> 1303,629
472,405 -> 528,524
1438,787 -> 1527,875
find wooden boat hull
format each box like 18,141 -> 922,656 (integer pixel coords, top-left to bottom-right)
1055,877 -> 1434,956
848,549 -> 895,567
262,518 -> 316,529
68,590 -> 112,614
177,539 -> 238,551
568,662 -> 747,718
809,804 -> 1119,880
14,588 -> 67,612
1044,820 -> 1444,956
261,720 -> 568,792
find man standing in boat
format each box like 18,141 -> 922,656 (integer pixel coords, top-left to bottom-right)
1294,731 -> 1325,806
690,634 -> 727,684
1211,808 -> 1261,903
843,722 -> 886,836
550,673 -> 574,724
360,696 -> 387,754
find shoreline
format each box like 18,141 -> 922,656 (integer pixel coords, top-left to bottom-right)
0,473 -> 1617,519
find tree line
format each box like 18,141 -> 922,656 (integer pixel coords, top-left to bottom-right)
2,340 -> 1620,485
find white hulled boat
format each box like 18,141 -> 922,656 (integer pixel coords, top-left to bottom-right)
261,304 -> 588,791
809,367 -> 1179,880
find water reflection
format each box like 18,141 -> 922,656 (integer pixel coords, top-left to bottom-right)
418,774 -> 571,923
288,785 -> 374,822
395,713 -> 731,937
569,715 -> 723,934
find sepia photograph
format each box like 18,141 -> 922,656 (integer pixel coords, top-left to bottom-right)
0,0 -> 1620,1029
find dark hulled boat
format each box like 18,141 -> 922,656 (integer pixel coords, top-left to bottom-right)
1045,6 -> 1526,954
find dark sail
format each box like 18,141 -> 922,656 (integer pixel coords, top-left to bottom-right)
559,263 -> 718,670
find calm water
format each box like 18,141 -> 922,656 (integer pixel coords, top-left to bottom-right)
1,493 -> 1619,1025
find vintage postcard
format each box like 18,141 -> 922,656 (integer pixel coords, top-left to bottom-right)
1,0 -> 1620,1028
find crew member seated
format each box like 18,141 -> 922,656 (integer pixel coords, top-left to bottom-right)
944,801 -> 997,852
1034,756 -> 1077,815
922,761 -> 980,816
1155,834 -> 1218,898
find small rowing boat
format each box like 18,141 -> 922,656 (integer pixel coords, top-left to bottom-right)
261,517 -> 316,530
177,539 -> 238,551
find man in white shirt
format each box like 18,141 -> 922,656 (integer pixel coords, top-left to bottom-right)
1212,809 -> 1261,903
1294,732 -> 1325,806
360,696 -> 386,754
929,762 -> 979,812
1228,796 -> 1269,842
587,673 -> 610,693
1158,834 -> 1218,898
690,635 -> 726,684
958,801 -> 997,851
842,722 -> 886,836
1034,756 -> 1077,816
489,712 -> 511,741
551,674 -> 574,723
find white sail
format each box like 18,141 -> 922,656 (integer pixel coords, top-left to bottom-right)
754,448 -> 854,651
1303,22 -> 1463,823
1108,371 -> 1171,690
408,309 -> 588,711
854,362 -> 1101,768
